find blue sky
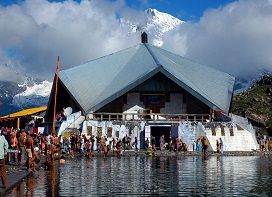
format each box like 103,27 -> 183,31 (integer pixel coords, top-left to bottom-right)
1,0 -> 236,21
0,0 -> 271,82
124,0 -> 236,21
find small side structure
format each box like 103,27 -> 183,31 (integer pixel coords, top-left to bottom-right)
45,36 -> 257,151
0,106 -> 47,130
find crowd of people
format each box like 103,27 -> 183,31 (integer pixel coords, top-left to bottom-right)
0,126 -> 142,170
3,124 -> 270,170
144,135 -> 222,156
62,134 -> 140,159
0,127 -> 46,172
4,126 -> 205,167
145,135 -> 190,152
258,137 -> 271,151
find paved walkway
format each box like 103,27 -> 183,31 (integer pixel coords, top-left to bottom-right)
0,156 -> 46,196
0,164 -> 31,196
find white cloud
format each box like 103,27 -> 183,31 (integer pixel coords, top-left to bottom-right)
0,0 -> 140,81
163,0 -> 272,79
0,48 -> 23,82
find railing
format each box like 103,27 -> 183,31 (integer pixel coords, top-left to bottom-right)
88,113 -> 211,122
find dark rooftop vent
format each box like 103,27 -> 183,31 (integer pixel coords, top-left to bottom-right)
141,32 -> 148,43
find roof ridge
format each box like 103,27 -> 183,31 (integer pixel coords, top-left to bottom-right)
144,44 -> 162,67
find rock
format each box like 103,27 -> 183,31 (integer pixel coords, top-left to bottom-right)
266,87 -> 272,94
251,97 -> 258,102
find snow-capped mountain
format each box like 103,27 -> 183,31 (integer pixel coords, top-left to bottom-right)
12,79 -> 52,108
0,76 -> 52,116
121,8 -> 184,46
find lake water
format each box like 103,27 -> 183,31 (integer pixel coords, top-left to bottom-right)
6,155 -> 272,196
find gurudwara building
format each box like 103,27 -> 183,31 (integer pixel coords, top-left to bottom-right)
45,33 -> 258,151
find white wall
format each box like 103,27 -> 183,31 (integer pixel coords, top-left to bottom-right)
81,120 -> 257,151
205,125 -> 258,151
82,120 -> 144,150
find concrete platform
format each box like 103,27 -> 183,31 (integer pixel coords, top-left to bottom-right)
0,165 -> 31,196
0,156 -> 46,196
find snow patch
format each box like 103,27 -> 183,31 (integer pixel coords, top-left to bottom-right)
121,8 -> 184,46
12,80 -> 52,107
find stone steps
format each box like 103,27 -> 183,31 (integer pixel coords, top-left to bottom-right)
206,128 -> 257,151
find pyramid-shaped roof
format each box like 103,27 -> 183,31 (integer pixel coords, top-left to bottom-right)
59,43 -> 235,113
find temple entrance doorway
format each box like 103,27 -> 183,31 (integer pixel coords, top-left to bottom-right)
151,126 -> 171,148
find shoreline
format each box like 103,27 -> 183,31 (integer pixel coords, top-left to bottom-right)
0,150 -> 271,196
85,149 -> 272,157
63,149 -> 272,159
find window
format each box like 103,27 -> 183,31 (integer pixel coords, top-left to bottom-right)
230,128 -> 234,136
212,127 -> 216,136
97,127 -> 102,137
221,127 -> 225,136
107,127 -> 112,137
87,126 -> 92,136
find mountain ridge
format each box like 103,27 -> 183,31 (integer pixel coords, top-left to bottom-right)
120,8 -> 184,46
232,75 -> 272,135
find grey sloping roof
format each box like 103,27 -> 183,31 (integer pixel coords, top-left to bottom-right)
59,43 -> 235,114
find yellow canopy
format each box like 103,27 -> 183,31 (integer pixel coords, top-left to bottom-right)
0,106 -> 47,119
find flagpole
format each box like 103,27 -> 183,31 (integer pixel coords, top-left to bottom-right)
52,56 -> 60,134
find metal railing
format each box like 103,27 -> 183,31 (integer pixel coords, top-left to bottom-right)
88,113 -> 211,122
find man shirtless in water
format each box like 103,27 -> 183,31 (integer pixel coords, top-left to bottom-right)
26,134 -> 35,172
103,145 -> 109,159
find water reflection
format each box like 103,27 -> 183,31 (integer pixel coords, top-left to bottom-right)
7,155 -> 272,196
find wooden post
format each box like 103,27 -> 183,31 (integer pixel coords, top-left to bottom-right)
52,56 -> 60,134
17,117 -> 20,129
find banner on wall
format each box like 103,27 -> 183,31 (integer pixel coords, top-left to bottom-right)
38,127 -> 45,134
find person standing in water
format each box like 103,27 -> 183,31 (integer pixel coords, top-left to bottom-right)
219,138 -> 224,153
25,134 -> 35,172
134,136 -> 139,151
